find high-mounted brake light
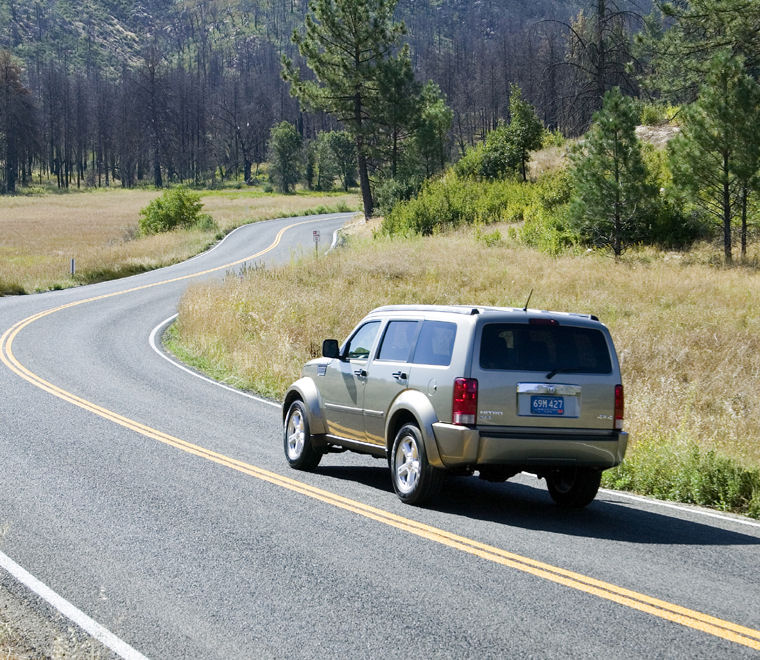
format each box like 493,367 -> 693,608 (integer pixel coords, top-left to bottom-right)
452,378 -> 478,425
529,318 -> 559,326
614,384 -> 624,430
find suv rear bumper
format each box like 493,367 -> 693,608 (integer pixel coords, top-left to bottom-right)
432,423 -> 628,469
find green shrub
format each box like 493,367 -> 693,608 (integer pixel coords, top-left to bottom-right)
382,170 -> 575,245
640,103 -> 667,126
542,128 -> 566,148
0,278 -> 26,296
374,177 -> 422,215
474,227 -> 504,247
138,187 -> 215,235
453,145 -> 485,179
520,204 -> 578,255
603,434 -> 760,518
640,102 -> 682,126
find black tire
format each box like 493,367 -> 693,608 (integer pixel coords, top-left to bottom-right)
545,467 -> 601,508
390,423 -> 443,505
283,400 -> 322,471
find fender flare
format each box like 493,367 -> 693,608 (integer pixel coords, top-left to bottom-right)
283,377 -> 328,436
385,390 -> 445,469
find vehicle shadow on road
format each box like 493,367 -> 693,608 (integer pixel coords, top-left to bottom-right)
316,465 -> 760,547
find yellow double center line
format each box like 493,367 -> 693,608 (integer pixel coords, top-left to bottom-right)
2,219 -> 759,652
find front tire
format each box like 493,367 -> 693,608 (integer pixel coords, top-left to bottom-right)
545,467 -> 601,508
284,400 -> 322,471
390,424 -> 443,505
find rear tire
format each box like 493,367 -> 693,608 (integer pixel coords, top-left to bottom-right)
545,467 -> 601,508
284,400 -> 322,471
390,424 -> 443,505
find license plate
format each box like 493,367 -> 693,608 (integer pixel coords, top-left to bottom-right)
530,395 -> 565,416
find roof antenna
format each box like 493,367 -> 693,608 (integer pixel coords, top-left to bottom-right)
522,289 -> 533,312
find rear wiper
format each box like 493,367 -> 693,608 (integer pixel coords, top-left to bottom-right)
546,367 -> 582,379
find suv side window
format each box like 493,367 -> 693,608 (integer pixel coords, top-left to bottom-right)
377,320 -> 419,362
345,321 -> 381,359
412,321 -> 457,366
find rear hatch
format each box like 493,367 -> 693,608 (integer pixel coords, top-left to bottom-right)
474,319 -> 619,430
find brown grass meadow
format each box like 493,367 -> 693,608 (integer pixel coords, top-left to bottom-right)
170,225 -> 760,515
0,188 -> 359,294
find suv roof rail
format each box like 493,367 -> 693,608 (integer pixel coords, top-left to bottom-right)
370,304 -> 483,316
369,305 -> 601,322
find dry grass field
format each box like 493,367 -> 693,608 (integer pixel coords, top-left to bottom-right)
170,226 -> 760,515
0,189 -> 359,294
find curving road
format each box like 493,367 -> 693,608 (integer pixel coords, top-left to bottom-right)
1,213 -> 759,658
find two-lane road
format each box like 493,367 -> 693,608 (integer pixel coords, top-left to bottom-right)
1,213 -> 759,658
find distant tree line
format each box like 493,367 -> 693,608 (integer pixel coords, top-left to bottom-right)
0,0 -> 648,194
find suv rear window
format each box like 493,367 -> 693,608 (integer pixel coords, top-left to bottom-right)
479,323 -> 612,374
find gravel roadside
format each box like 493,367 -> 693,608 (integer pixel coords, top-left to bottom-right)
0,573 -> 110,660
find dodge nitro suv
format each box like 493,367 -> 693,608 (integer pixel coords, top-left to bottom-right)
282,305 -> 628,507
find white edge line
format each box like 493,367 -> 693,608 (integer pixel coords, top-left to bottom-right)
0,551 -> 149,660
598,488 -> 760,529
520,475 -> 760,530
148,315 -> 279,409
184,211 -> 353,265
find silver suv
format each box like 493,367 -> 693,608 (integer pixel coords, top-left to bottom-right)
282,305 -> 627,507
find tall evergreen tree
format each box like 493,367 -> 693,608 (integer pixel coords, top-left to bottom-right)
569,87 -> 654,256
668,52 -> 752,263
506,84 -> 544,182
375,48 -> 420,180
268,121 -> 303,193
729,71 -> 760,259
282,0 -> 406,218
414,81 -> 453,177
640,0 -> 760,103
0,50 -> 36,193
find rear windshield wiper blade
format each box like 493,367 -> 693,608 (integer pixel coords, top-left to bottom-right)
545,367 -> 583,379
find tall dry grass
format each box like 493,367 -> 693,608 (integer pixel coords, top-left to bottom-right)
0,189 -> 359,294
173,226 -> 760,472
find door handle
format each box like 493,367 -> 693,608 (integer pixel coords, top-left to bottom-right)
392,371 -> 408,380
353,368 -> 367,377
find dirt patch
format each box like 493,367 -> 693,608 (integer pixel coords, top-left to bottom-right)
0,575 -> 109,659
636,124 -> 680,148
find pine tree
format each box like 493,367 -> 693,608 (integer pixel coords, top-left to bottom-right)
569,87 -> 655,257
267,121 -> 302,193
375,49 -> 420,180
506,84 -> 544,182
730,72 -> 760,259
668,52 -> 757,263
282,0 -> 406,218
640,0 -> 760,103
0,51 -> 36,193
414,82 -> 453,178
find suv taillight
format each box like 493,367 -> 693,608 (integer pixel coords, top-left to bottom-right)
453,378 -> 478,425
614,384 -> 624,430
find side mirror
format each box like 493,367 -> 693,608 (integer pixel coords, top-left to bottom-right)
322,339 -> 340,359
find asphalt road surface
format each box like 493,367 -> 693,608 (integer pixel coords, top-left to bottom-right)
1,213 -> 759,659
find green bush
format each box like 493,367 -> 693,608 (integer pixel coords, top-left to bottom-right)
382,170 -> 574,242
474,227 -> 504,247
640,103 -> 668,126
138,187 -> 215,235
520,204 -> 578,255
541,128 -> 566,148
374,177 -> 423,215
453,145 -> 485,179
603,434 -> 760,518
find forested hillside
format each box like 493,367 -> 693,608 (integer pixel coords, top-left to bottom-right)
0,0 -> 647,193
